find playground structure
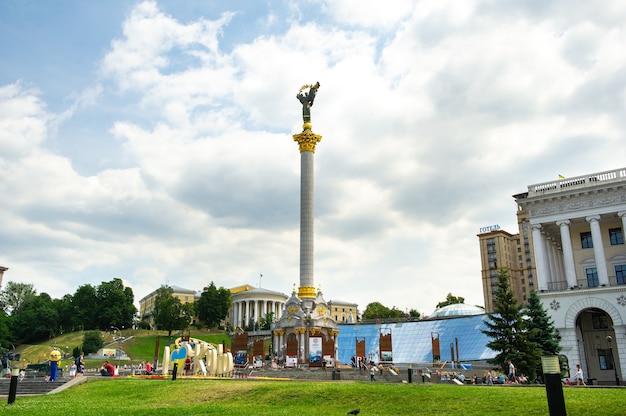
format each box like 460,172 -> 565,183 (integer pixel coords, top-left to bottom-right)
162,337 -> 233,377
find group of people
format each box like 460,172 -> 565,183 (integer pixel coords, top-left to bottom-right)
100,360 -> 153,376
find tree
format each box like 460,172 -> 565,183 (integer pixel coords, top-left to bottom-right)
525,290 -> 561,381
153,286 -> 191,336
95,278 -> 136,329
54,294 -> 74,334
0,310 -> 11,350
260,312 -> 275,330
0,281 -> 36,315
362,302 -> 404,320
195,282 -> 232,328
82,330 -> 103,355
436,293 -> 465,309
525,290 -> 561,356
71,284 -> 99,330
407,309 -> 421,319
482,269 -> 541,381
12,293 -> 59,343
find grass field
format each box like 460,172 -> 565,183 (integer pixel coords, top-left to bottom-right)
15,330 -> 231,367
1,378 -> 623,415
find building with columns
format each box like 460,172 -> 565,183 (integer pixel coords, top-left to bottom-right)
512,167 -> 625,385
229,285 -> 287,330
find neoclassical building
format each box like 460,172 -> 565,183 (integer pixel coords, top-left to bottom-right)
229,285 -> 287,330
139,285 -> 198,328
514,167 -> 625,385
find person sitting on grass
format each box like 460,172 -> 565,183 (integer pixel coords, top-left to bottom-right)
100,360 -> 115,377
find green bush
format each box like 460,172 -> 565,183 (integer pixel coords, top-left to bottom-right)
82,331 -> 103,354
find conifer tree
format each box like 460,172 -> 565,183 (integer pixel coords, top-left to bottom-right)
482,269 -> 541,380
525,290 -> 561,356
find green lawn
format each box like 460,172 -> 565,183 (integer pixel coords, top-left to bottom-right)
1,379 -> 622,415
15,331 -> 231,367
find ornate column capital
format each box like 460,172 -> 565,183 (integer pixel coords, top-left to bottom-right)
586,215 -> 601,223
618,211 -> 626,219
531,223 -> 542,231
556,219 -> 570,227
293,128 -> 322,153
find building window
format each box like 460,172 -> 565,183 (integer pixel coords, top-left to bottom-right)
598,349 -> 614,370
616,264 -> 626,284
592,312 -> 609,329
581,232 -> 593,249
586,268 -> 599,287
609,228 -> 624,245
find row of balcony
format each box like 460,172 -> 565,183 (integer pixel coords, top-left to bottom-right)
542,275 -> 626,292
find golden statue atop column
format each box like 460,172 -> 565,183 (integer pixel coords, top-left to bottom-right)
293,82 -> 322,153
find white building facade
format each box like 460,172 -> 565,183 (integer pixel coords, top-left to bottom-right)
515,168 -> 626,385
230,287 -> 287,330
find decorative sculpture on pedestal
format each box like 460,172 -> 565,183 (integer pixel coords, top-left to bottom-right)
297,82 -> 320,124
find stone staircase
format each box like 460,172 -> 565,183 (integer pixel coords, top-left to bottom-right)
0,376 -> 73,396
244,366 -> 411,383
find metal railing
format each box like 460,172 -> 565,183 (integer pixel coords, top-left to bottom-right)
528,167 -> 626,196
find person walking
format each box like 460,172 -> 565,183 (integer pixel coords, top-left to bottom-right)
75,352 -> 85,376
507,359 -> 517,384
574,364 -> 586,386
369,364 -> 377,382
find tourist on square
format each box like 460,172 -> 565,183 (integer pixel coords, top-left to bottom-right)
574,364 -> 586,386
185,356 -> 191,375
507,359 -> 517,384
369,364 -> 377,382
100,360 -> 115,376
75,352 -> 85,376
145,360 -> 153,375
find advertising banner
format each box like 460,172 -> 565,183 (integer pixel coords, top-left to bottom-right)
309,337 -> 322,363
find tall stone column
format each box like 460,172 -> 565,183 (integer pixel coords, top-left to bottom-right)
531,224 -> 550,291
557,220 -> 578,288
293,121 -> 322,301
586,215 -> 609,286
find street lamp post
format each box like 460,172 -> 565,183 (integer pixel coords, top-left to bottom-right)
111,327 -> 123,374
606,335 -> 620,386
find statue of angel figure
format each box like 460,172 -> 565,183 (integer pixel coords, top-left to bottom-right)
297,82 -> 320,122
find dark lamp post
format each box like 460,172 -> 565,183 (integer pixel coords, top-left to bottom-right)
7,365 -> 19,404
606,335 -> 620,386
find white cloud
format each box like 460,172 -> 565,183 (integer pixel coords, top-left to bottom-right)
2,0 -> 626,316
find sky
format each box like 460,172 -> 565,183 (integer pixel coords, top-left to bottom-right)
1,0 -> 626,317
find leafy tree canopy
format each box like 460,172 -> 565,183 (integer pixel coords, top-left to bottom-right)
0,281 -> 36,315
436,293 -> 465,309
362,302 -> 404,320
153,286 -> 192,336
195,282 -> 232,329
12,293 -> 59,343
82,330 -> 104,355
